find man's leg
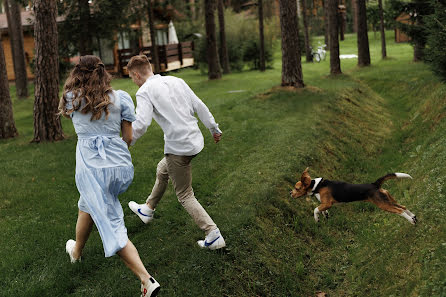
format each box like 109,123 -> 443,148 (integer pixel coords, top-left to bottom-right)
129,157 -> 169,223
165,154 -> 217,234
146,157 -> 169,210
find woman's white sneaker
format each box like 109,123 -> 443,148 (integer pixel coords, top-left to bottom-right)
65,239 -> 80,263
141,277 -> 160,297
197,228 -> 226,250
128,201 -> 154,224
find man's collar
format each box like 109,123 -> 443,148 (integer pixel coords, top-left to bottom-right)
146,74 -> 160,82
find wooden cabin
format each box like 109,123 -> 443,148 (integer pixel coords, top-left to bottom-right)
0,8 -> 36,81
0,2 -> 193,81
395,13 -> 411,43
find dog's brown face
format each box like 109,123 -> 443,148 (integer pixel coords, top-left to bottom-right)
290,167 -> 312,198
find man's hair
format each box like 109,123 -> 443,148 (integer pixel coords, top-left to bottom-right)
127,55 -> 152,75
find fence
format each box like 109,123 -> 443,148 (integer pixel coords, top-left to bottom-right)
117,41 -> 194,75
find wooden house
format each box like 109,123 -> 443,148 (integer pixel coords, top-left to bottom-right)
395,13 -> 411,43
0,2 -> 194,81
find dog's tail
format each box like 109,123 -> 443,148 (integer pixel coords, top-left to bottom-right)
373,173 -> 413,188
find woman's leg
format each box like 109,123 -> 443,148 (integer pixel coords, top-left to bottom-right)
117,240 -> 152,286
73,210 -> 94,259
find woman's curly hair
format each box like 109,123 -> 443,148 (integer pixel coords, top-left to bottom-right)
59,55 -> 113,120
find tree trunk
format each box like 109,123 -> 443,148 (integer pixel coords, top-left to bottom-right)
378,0 -> 386,59
351,0 -> 357,32
323,0 -> 329,49
278,0 -> 304,88
147,0 -> 160,73
189,0 -> 196,20
356,0 -> 370,66
78,0 -> 93,55
32,0 -> 64,142
0,35 -> 18,139
3,0 -> 28,98
258,0 -> 266,71
204,0 -> 222,80
217,0 -> 230,74
413,39 -> 424,62
328,0 -> 341,74
301,0 -> 313,62
339,9 -> 345,41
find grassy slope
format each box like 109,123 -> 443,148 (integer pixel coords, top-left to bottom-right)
0,32 -> 444,296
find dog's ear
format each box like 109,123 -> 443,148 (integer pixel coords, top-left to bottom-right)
301,167 -> 311,188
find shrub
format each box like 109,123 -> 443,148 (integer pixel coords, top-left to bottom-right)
424,1 -> 446,81
176,9 -> 278,73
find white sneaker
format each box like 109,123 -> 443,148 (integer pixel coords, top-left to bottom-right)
197,228 -> 226,250
141,277 -> 160,297
65,239 -> 80,263
128,201 -> 154,224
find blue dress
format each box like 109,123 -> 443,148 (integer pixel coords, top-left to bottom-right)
66,90 -> 136,257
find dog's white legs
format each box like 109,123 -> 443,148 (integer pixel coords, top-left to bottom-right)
322,210 -> 329,219
399,211 -> 417,225
404,209 -> 417,224
314,207 -> 320,222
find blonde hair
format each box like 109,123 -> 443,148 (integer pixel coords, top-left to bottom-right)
127,55 -> 152,75
59,55 -> 113,120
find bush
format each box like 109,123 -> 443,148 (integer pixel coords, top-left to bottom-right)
177,9 -> 278,73
424,1 -> 446,81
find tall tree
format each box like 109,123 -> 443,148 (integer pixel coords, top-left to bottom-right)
378,0 -> 386,58
0,35 -> 18,139
351,0 -> 357,32
278,0 -> 304,87
356,0 -> 371,66
300,0 -> 312,62
3,0 -> 28,98
147,0 -> 161,73
323,0 -> 329,48
258,0 -> 266,71
328,0 -> 341,74
32,0 -> 64,142
204,0 -> 222,80
78,0 -> 93,55
217,0 -> 230,74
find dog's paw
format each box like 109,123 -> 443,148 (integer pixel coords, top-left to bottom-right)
323,210 -> 329,219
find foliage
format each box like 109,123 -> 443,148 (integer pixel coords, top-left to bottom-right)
191,9 -> 278,72
388,0 -> 434,59
423,1 -> 446,81
57,0 -> 139,57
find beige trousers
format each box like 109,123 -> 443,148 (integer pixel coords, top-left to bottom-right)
146,154 -> 217,234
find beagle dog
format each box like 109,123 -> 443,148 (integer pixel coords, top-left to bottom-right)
290,168 -> 417,224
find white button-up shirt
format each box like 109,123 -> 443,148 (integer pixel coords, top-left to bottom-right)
131,75 -> 222,156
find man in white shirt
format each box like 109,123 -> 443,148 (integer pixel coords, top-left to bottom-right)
126,55 -> 225,250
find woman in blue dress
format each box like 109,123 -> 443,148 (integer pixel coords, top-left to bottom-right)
59,55 -> 160,297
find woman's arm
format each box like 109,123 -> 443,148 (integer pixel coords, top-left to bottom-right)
121,120 -> 133,148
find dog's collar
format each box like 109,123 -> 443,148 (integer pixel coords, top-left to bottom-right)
308,178 -> 323,195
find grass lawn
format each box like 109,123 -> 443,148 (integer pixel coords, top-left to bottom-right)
1,31 -> 445,296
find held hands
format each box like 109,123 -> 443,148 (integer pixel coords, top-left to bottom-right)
213,133 -> 222,143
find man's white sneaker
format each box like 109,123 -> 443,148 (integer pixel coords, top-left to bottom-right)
65,239 -> 80,263
197,228 -> 226,250
141,277 -> 160,297
128,201 -> 154,224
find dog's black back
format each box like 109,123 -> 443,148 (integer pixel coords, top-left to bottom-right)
318,179 -> 378,203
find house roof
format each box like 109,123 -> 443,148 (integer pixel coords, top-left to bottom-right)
0,10 -> 65,32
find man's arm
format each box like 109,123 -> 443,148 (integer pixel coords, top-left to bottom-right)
131,92 -> 153,145
181,80 -> 222,139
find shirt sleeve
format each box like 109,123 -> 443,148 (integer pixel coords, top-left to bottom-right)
181,79 -> 222,135
119,90 -> 136,122
131,91 -> 154,146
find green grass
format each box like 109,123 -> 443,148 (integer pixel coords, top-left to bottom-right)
1,31 -> 445,296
